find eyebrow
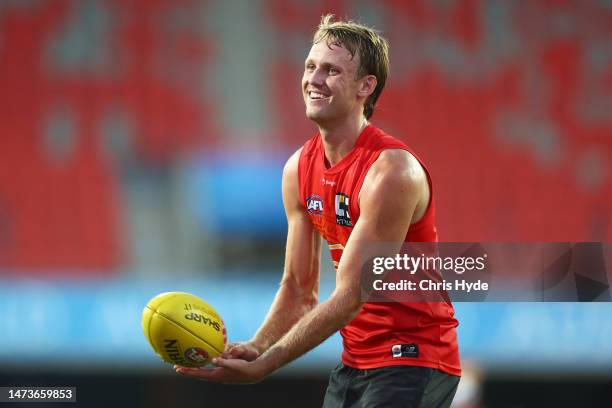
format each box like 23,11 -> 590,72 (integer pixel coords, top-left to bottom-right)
304,59 -> 341,70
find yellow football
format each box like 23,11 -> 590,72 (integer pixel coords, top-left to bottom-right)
142,291 -> 227,367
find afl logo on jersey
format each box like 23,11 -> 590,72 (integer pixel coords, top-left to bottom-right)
306,195 -> 323,216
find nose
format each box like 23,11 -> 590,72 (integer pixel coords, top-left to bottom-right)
307,67 -> 326,87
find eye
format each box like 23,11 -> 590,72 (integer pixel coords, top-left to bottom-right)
329,67 -> 339,75
305,63 -> 315,72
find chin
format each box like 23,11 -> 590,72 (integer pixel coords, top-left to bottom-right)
305,109 -> 323,122
306,107 -> 334,123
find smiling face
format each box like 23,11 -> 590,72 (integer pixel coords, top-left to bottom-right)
302,41 -> 371,126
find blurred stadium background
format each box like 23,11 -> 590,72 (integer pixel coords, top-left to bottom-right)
0,0 -> 611,407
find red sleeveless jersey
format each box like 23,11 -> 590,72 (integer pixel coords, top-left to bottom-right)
297,124 -> 461,376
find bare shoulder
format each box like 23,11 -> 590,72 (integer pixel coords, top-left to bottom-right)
359,149 -> 430,226
282,147 -> 304,213
358,149 -> 429,234
366,149 -> 427,190
283,147 -> 303,179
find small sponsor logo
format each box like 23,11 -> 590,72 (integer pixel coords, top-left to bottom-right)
335,193 -> 353,227
391,344 -> 419,358
185,312 -> 221,331
322,178 -> 336,187
184,347 -> 209,364
306,195 -> 324,216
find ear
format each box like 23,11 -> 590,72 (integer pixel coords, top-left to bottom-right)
357,75 -> 377,98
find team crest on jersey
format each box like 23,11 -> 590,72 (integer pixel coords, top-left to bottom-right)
306,195 -> 323,216
335,193 -> 353,227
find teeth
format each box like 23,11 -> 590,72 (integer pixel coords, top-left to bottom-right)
309,91 -> 328,99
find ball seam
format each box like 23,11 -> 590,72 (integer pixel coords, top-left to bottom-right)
153,309 -> 225,355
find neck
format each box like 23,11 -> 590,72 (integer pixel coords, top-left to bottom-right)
319,115 -> 368,167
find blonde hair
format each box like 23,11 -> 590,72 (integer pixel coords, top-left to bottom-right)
313,14 -> 390,119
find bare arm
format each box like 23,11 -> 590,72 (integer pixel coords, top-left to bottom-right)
248,148 -> 322,353
222,149 -> 321,361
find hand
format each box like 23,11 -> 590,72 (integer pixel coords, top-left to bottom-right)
221,342 -> 261,361
174,356 -> 271,384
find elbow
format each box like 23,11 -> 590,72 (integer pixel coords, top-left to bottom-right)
345,298 -> 363,324
341,302 -> 363,328
332,289 -> 363,326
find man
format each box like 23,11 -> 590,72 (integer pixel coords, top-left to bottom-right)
176,15 -> 461,407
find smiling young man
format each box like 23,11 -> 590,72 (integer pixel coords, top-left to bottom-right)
175,15 -> 461,407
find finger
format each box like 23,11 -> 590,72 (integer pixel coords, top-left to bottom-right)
212,357 -> 245,370
244,349 -> 260,360
221,344 -> 245,359
230,346 -> 247,358
175,366 -> 248,385
221,347 -> 236,359
175,366 -> 224,380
